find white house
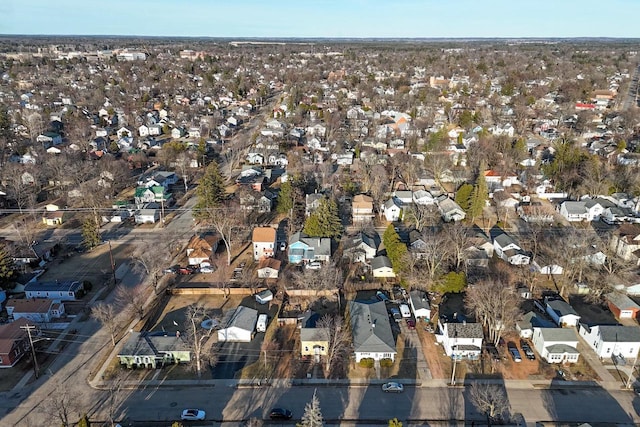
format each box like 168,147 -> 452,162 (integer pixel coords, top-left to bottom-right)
135,207 -> 159,224
437,197 -> 466,222
437,322 -> 483,360
6,298 -> 65,323
545,298 -> 581,327
493,233 -> 530,265
579,324 -> 640,360
252,227 -> 276,261
217,306 -> 258,343
408,290 -> 431,320
349,301 -> 397,363
516,311 -> 556,339
24,281 -> 84,301
559,201 -> 589,222
532,327 -> 580,364
257,258 -> 281,279
371,256 -> 396,278
381,198 -> 403,222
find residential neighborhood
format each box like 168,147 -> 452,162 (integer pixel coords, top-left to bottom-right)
1,35 -> 640,426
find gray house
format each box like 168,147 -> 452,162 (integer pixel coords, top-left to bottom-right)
118,332 -> 191,369
217,306 -> 258,342
349,300 -> 396,363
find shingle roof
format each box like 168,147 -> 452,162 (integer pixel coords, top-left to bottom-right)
252,227 -> 276,243
596,325 -> 640,343
409,290 -> 430,311
300,327 -> 329,342
536,327 -> 578,342
223,306 -> 258,332
350,300 -> 396,355
605,292 -> 640,311
371,256 -> 393,270
445,322 -> 483,339
118,331 -> 188,357
546,299 -> 579,318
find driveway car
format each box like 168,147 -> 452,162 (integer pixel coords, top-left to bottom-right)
507,342 -> 522,362
177,267 -> 193,275
406,318 -> 416,329
519,340 -> 536,360
485,344 -> 500,361
382,382 -> 404,393
163,265 -> 178,274
199,266 -> 214,274
269,408 -> 292,420
181,409 -> 206,420
305,261 -> 321,270
389,307 -> 402,322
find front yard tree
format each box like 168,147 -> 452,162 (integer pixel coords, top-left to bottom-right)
297,389 -> 324,427
465,280 -> 519,346
132,241 -> 170,293
193,161 -> 226,219
467,383 -> 510,426
91,302 -> 119,347
382,224 -> 408,274
303,198 -> 343,239
317,315 -> 351,378
184,304 -> 217,378
81,216 -> 101,250
0,243 -> 17,290
115,284 -> 147,320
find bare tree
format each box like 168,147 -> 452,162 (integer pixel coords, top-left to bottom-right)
174,151 -> 194,193
43,383 -> 79,427
467,383 -> 510,426
115,284 -> 148,320
412,228 -> 450,282
202,204 -> 243,266
184,304 -> 217,377
445,222 -> 472,271
404,204 -> 439,231
291,261 -> 343,290
316,314 -> 351,378
91,302 -> 119,347
131,241 -> 170,293
553,228 -> 598,296
465,280 -> 520,346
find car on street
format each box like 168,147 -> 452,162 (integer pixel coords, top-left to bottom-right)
269,408 -> 292,420
507,342 -> 522,362
382,382 -> 404,393
181,409 -> 206,420
519,340 -> 536,360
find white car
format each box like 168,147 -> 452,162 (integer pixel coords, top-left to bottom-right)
181,409 -> 206,420
305,261 -> 322,270
382,382 -> 404,393
199,266 -> 214,274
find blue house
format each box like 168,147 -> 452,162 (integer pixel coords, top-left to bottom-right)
288,232 -> 331,264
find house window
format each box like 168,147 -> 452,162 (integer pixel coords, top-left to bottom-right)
304,346 -> 309,352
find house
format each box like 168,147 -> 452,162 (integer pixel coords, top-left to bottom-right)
352,194 -> 375,223
24,280 -> 84,301
437,321 -> 483,360
5,298 -> 65,323
584,197 -> 615,221
493,232 -> 530,265
252,227 -> 277,261
305,193 -> 324,217
134,206 -> 160,224
118,331 -> 190,369
288,232 -> 332,264
437,197 -> 466,222
300,327 -> 329,361
545,297 -> 581,327
371,256 -> 396,278
408,290 -> 431,320
134,186 -> 172,208
532,327 -> 580,364
137,171 -> 178,190
413,190 -> 435,206
42,210 -> 64,226
257,258 -> 281,279
186,233 -> 220,266
239,191 -> 273,213
349,300 -> 397,363
610,224 -> 640,264
517,204 -> 555,223
605,292 -> 640,319
0,318 -> 35,367
342,232 -> 379,263
381,197 -> 403,222
559,201 -> 589,222
579,324 -> 640,361
217,306 -> 258,343
516,311 -> 556,339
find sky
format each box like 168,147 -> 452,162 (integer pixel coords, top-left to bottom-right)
1,0 -> 640,39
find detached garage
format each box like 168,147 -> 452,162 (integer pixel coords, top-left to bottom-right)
217,306 -> 258,343
606,292 -> 640,319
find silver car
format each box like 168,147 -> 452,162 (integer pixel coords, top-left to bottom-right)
382,382 -> 404,393
181,409 -> 206,420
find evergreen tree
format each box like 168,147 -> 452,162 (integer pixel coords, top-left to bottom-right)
277,180 -> 294,215
454,183 -> 473,214
388,419 -> 403,427
81,217 -> 101,250
469,169 -> 488,222
0,243 -> 16,290
193,162 -> 226,221
77,413 -> 90,427
303,198 -> 343,239
297,390 -> 323,427
382,224 -> 408,273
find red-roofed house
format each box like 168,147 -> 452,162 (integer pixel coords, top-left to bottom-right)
0,318 -> 35,367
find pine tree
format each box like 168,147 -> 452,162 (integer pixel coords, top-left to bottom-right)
77,413 -> 90,427
193,161 -> 226,221
388,419 -> 403,427
297,390 -> 323,427
81,217 -> 101,250
0,244 -> 16,290
455,183 -> 473,214
303,198 -> 343,238
469,168 -> 488,222
382,224 -> 408,273
277,180 -> 294,215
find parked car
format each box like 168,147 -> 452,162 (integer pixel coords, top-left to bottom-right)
389,307 -> 402,322
399,304 -> 411,318
181,409 -> 206,420
406,319 -> 416,329
507,342 -> 522,362
519,340 -> 536,360
376,291 -> 390,302
199,266 -> 214,274
485,344 -> 500,361
269,408 -> 292,420
305,261 -> 322,270
177,267 -> 193,275
256,314 -> 268,333
382,382 -> 404,393
163,265 -> 178,274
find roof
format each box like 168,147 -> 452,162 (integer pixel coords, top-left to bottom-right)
517,311 -> 555,330
352,194 -> 373,208
25,280 -> 83,293
546,343 -> 579,354
349,300 -> 396,355
584,198 -> 615,209
0,318 -> 31,355
536,327 -> 578,343
409,290 -> 430,311
258,257 -> 281,270
300,327 -> 329,342
595,325 -> 640,343
289,232 -> 331,257
252,227 -> 276,243
223,306 -> 258,332
562,201 -> 587,215
546,298 -> 579,318
344,232 -> 379,252
494,233 -> 519,248
6,298 -> 53,314
119,331 -> 189,357
605,292 -> 640,311
371,256 -> 393,270
445,322 -> 483,339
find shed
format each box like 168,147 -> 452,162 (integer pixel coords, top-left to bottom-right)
255,289 -> 274,305
408,290 -> 431,320
605,292 -> 640,319
217,306 -> 258,342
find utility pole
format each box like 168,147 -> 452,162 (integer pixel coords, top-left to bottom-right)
21,324 -> 39,379
108,240 -> 117,286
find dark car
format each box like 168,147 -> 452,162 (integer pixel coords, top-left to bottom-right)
163,265 -> 179,274
519,340 -> 536,360
389,307 -> 402,322
485,344 -> 500,361
406,319 -> 416,329
507,342 -> 522,363
269,408 -> 292,420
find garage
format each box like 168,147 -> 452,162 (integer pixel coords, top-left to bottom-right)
217,306 -> 258,343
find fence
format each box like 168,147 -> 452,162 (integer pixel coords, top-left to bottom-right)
170,287 -> 266,296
